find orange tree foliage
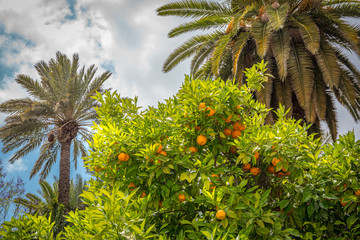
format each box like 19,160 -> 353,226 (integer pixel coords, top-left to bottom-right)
4,63 -> 360,239
65,62 -> 360,239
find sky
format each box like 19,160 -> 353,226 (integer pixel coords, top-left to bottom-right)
0,0 -> 359,207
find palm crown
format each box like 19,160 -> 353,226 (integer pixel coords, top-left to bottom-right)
0,52 -> 111,205
157,0 -> 360,140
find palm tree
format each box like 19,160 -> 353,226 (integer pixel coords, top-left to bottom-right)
157,0 -> 360,140
15,174 -> 87,215
0,52 -> 111,206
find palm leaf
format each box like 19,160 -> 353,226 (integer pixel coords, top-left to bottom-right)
190,44 -> 214,75
211,33 -> 232,76
291,15 -> 320,55
266,2 -> 289,31
314,40 -> 340,88
157,0 -> 232,18
232,32 -> 250,75
274,77 -> 293,117
168,16 -> 230,37
271,28 -> 291,81
313,78 -> 327,120
325,92 -> 338,141
251,20 -> 271,58
288,42 -> 314,122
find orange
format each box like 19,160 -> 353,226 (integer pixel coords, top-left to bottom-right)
230,146 -> 237,154
155,143 -> 163,153
223,128 -> 232,136
210,182 -> 215,190
254,151 -> 259,160
250,167 -> 261,176
236,105 -> 240,110
340,198 -> 348,207
195,126 -> 201,131
233,122 -> 242,130
94,166 -> 101,172
231,130 -> 241,139
277,172 -> 285,177
211,174 -> 219,178
159,151 -> 167,156
197,134 -> 207,145
178,194 -> 186,202
199,102 -> 206,109
123,154 -> 130,161
141,191 -> 146,198
285,171 -> 291,176
118,153 -> 127,161
224,115 -> 232,123
267,165 -> 275,174
243,163 -> 251,171
206,107 -> 216,116
355,190 -> 360,196
128,182 -> 137,190
272,157 -> 280,166
238,123 -> 246,131
216,210 -> 226,220
189,146 -> 198,153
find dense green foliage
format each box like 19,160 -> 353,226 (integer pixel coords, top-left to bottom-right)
1,63 -> 360,239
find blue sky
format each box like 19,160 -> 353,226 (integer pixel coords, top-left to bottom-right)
0,0 -> 359,211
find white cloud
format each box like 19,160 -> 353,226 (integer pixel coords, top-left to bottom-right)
5,158 -> 28,172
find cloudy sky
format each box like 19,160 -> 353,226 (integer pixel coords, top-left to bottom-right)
0,0 -> 359,201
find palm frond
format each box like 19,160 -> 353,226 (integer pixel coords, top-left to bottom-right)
288,42 -> 315,122
15,74 -> 50,102
266,2 -> 289,31
232,32 -> 251,75
314,39 -> 340,88
211,34 -> 232,76
157,0 -> 232,18
190,44 -> 214,75
313,78 -> 327,120
325,92 -> 338,141
168,16 -> 230,37
271,28 -> 291,80
251,20 -> 271,58
274,77 -> 293,117
291,15 -> 320,55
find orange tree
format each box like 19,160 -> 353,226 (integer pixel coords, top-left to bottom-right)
61,62 -> 360,239
4,62 -> 359,239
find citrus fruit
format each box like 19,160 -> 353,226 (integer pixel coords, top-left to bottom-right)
223,128 -> 232,136
211,174 -> 219,178
250,167 -> 261,176
118,153 -> 127,161
189,146 -> 198,153
195,126 -> 201,131
230,146 -> 237,154
233,122 -> 242,130
254,151 -> 259,160
242,163 -> 251,171
231,130 -> 241,139
141,191 -> 146,198
123,153 -> 130,161
216,210 -> 226,220
340,198 -> 348,207
178,194 -> 186,202
355,190 -> 360,196
267,165 -> 275,174
225,115 -> 232,123
159,151 -> 167,156
197,134 -> 207,145
206,107 -> 216,116
128,183 -> 136,190
199,102 -> 206,109
272,157 -> 280,166
155,143 -> 163,153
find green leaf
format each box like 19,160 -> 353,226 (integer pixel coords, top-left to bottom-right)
201,230 -> 213,239
162,167 -> 171,174
279,199 -> 290,210
180,172 -> 188,181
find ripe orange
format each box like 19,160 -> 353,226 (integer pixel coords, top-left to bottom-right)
159,151 -> 167,156
199,102 -> 206,109
128,182 -> 137,190
267,165 -> 275,174
254,151 -> 259,160
94,166 -> 101,172
242,163 -> 251,171
197,134 -> 207,145
224,115 -> 232,123
355,190 -> 360,196
277,172 -> 285,177
178,193 -> 186,202
230,146 -> 237,154
141,191 -> 146,198
231,130 -> 241,139
195,126 -> 201,131
211,174 -> 219,178
238,123 -> 246,131
236,105 -> 240,110
155,143 -> 163,153
123,154 -> 130,161
216,210 -> 226,220
250,167 -> 261,176
233,122 -> 242,130
206,107 -> 216,116
189,146 -> 198,153
223,128 -> 232,136
340,198 -> 348,207
272,157 -> 280,166
210,182 -> 215,190
118,153 -> 127,161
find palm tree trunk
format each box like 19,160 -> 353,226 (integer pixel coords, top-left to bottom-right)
58,141 -> 71,207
